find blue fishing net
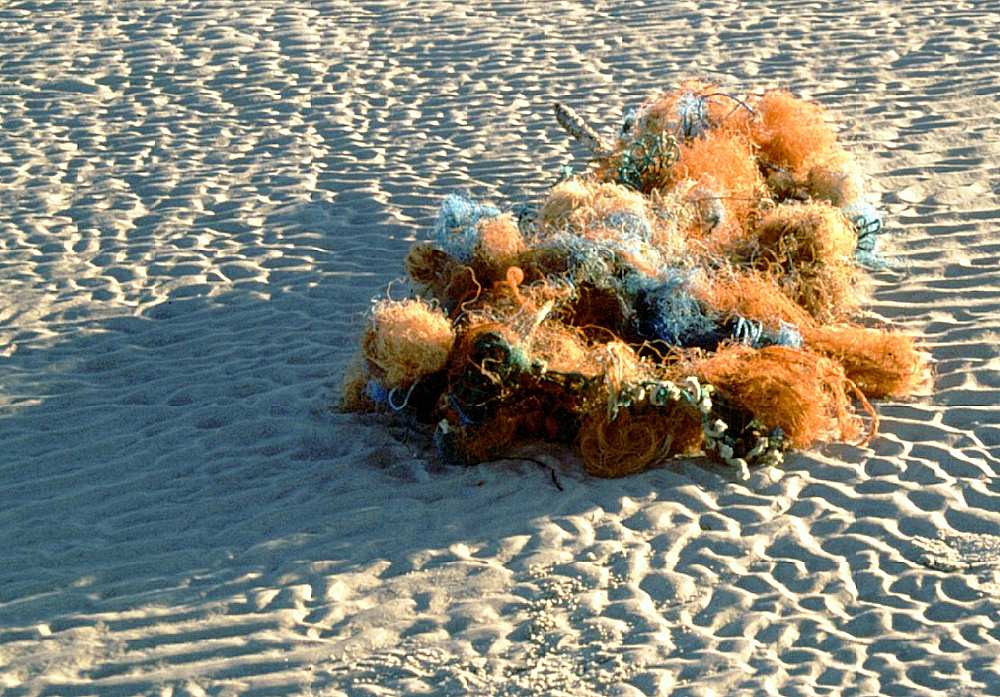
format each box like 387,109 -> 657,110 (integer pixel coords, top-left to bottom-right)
364,379 -> 390,406
628,271 -> 804,350
677,92 -> 710,140
729,317 -> 804,349
601,210 -> 654,244
433,193 -> 501,263
628,270 -> 723,348
616,132 -> 679,191
620,107 -> 638,137
843,200 -> 888,268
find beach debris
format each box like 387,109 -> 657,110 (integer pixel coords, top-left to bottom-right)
553,102 -> 614,159
342,81 -> 930,480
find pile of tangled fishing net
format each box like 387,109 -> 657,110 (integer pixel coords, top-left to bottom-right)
341,81 -> 930,480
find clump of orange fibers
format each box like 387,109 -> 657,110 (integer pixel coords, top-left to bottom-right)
528,321 -> 598,376
690,344 -> 864,448
755,202 -> 856,263
406,243 -> 460,301
672,131 -> 764,233
449,408 -> 524,464
343,81 -> 929,478
339,351 -> 372,412
752,90 -> 838,176
362,298 -> 455,389
804,148 -> 866,207
753,202 -> 860,321
692,269 -> 816,329
577,404 -> 703,478
693,267 -> 930,402
538,177 -> 686,262
634,81 -> 755,139
473,214 -> 526,283
805,325 -> 930,399
539,178 -> 648,234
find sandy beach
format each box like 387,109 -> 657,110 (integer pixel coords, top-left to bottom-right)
2,1 -> 999,695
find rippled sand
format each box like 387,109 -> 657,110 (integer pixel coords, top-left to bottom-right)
2,2 -> 999,695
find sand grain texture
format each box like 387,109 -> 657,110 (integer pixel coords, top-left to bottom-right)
1,1 -> 999,695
